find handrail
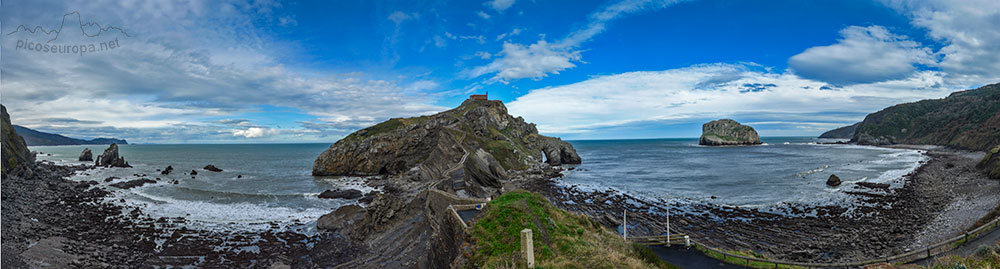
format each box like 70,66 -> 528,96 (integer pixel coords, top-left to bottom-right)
692,216 -> 1000,267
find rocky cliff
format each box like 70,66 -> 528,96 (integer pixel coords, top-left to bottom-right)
852,83 -> 1000,151
699,119 -> 762,146
313,99 -> 581,181
2,105 -> 35,174
819,122 -> 860,139
980,145 -> 1000,179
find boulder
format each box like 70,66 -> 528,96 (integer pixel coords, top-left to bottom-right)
317,205 -> 365,231
203,165 -> 222,172
699,119 -> 762,146
95,143 -> 131,167
826,174 -> 842,187
78,148 -> 93,161
161,165 -> 173,175
464,148 -> 507,190
190,170 -> 197,176
319,189 -> 364,200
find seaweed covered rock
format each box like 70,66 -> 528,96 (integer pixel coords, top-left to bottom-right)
699,119 -> 762,146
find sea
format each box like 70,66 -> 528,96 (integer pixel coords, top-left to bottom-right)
30,137 -> 925,233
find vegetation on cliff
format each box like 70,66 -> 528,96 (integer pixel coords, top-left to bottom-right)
852,83 -> 1000,151
980,145 -> 1000,179
1,105 -> 34,174
818,122 -> 860,139
313,99 -> 580,179
699,119 -> 761,146
468,191 -> 675,268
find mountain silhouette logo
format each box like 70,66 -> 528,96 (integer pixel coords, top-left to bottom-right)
7,11 -> 130,43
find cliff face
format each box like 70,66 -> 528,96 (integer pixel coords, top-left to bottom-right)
819,122 -> 860,139
2,105 -> 35,174
852,83 -> 1000,151
980,145 -> 1000,179
699,119 -> 762,146
313,99 -> 581,180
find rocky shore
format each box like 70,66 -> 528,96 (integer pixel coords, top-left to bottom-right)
517,145 -> 1000,263
0,161 -> 373,268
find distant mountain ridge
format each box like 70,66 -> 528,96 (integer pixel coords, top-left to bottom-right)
850,83 -> 999,151
12,125 -> 127,146
818,122 -> 860,139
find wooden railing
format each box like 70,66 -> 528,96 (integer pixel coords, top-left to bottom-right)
630,234 -> 690,247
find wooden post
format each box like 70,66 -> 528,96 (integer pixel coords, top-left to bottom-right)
623,209 -> 627,240
684,235 -> 690,247
521,229 -> 534,267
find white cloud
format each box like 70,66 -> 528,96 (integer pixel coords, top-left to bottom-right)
469,0 -> 684,82
788,25 -> 935,85
467,41 -> 582,82
880,0 -> 1000,85
477,11 -> 491,19
388,11 -> 415,25
488,0 -> 516,12
1,1 -> 445,143
232,127 -> 277,138
506,63 -> 952,135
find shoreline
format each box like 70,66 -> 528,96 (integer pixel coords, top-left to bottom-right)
516,144 -> 999,263
3,143 -> 996,266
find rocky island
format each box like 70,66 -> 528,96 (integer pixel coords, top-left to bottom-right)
698,119 -> 762,146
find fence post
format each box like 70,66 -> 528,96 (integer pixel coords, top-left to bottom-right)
521,229 -> 534,268
684,235 -> 690,247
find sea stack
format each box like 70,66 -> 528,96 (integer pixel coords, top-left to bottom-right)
95,143 -> 131,168
79,148 -> 93,161
698,119 -> 762,146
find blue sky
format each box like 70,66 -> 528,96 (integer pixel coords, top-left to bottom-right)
2,0 -> 998,143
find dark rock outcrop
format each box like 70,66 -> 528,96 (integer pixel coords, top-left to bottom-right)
95,144 -> 130,168
109,178 -> 156,189
1,105 -> 35,174
979,145 -> 1000,179
78,148 -> 93,161
463,148 -> 507,197
316,205 -> 365,231
852,83 -> 999,151
161,166 -> 174,175
190,170 -> 197,176
203,165 -> 222,172
11,124 -> 127,146
819,123 -> 860,139
313,99 -> 580,178
698,119 -> 762,146
826,174 -> 842,187
319,189 -> 364,200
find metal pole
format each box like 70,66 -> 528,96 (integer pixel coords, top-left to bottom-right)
623,209 -> 627,240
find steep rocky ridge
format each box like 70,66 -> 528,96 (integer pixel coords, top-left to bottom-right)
313,99 -> 580,179
2,105 -> 35,174
699,119 -> 762,146
852,83 -> 1000,151
819,122 -> 860,139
